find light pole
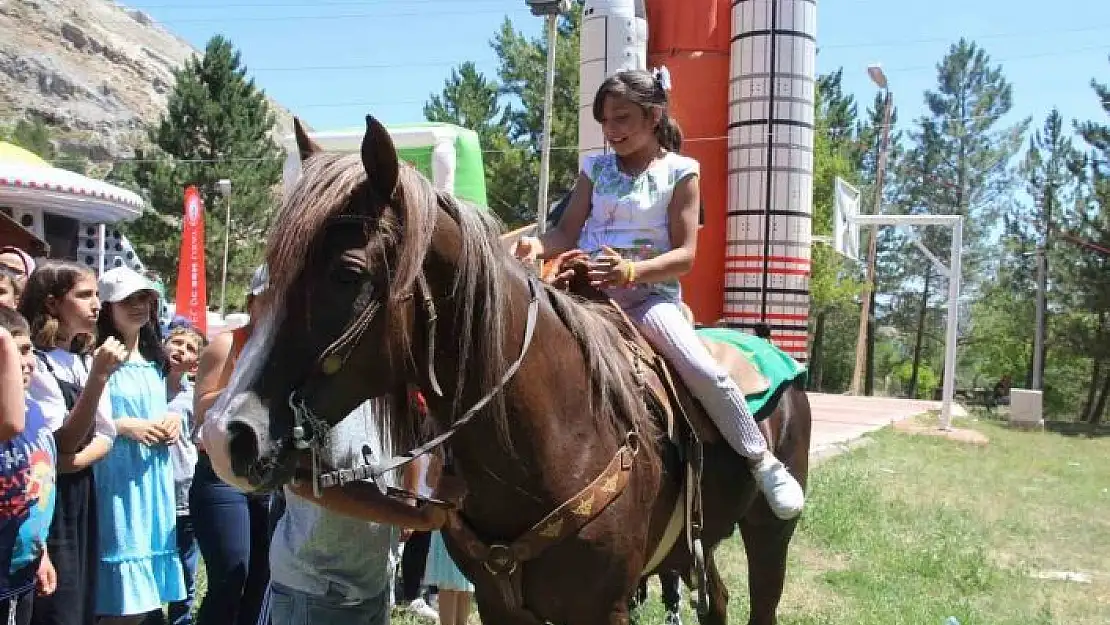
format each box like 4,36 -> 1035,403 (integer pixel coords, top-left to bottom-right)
216,178 -> 232,316
850,64 -> 894,396
526,0 -> 572,235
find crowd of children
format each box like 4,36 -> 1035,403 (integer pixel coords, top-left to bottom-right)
0,257 -> 208,625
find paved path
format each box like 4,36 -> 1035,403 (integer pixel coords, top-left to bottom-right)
806,393 -> 942,460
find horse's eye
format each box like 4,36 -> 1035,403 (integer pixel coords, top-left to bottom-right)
331,265 -> 364,285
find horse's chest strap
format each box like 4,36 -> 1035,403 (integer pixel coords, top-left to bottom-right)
444,438 -> 639,615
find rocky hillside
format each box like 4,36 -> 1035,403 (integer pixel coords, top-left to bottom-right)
0,0 -> 295,161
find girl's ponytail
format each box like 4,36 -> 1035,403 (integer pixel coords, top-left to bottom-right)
656,112 -> 683,153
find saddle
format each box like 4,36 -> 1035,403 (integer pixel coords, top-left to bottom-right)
538,259 -> 777,608
542,258 -> 771,444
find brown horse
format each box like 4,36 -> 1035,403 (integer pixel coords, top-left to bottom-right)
203,116 -> 811,625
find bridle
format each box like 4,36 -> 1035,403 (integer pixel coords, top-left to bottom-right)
282,211 -> 542,501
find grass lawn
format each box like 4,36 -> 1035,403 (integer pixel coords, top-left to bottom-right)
202,416 -> 1110,624
631,416 -> 1109,625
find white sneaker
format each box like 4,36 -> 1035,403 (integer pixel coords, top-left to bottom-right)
407,598 -> 440,624
751,454 -> 805,520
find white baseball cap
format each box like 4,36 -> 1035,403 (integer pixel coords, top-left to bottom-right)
99,267 -> 157,304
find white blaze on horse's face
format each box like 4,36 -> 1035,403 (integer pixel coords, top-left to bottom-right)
199,307 -> 281,493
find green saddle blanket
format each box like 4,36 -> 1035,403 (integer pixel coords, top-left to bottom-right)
695,327 -> 808,421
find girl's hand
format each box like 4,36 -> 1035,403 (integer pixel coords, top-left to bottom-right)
587,246 -> 634,289
158,415 -> 182,444
543,250 -> 589,288
118,418 -> 168,446
35,548 -> 56,596
90,337 -> 128,382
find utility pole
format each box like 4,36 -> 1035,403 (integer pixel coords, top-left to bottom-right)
216,178 -> 232,316
851,65 -> 893,395
1032,245 -> 1046,389
526,0 -> 572,235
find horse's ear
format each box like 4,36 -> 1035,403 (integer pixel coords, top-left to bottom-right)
293,117 -> 322,161
361,115 -> 400,200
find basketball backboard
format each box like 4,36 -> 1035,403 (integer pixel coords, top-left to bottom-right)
833,177 -> 861,262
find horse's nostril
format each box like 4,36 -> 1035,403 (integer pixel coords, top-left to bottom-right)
226,420 -> 261,479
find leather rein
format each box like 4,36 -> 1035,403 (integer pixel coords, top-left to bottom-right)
284,213 -> 542,501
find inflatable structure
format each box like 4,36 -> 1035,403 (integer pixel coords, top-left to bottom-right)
282,122 -> 489,207
578,0 -> 816,361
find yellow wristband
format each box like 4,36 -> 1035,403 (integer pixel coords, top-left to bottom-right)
625,261 -> 637,286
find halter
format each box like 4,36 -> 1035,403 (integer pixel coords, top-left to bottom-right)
283,213 -> 543,500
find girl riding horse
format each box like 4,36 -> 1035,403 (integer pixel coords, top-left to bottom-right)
513,69 -> 804,521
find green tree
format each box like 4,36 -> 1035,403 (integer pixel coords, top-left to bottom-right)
891,40 -> 1027,397
114,35 -> 284,307
1070,66 -> 1110,423
492,5 -> 582,225
808,69 -> 864,391
424,62 -> 506,151
422,61 -> 522,224
425,3 -> 582,227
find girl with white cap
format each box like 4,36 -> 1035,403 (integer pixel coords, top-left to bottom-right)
90,267 -> 185,624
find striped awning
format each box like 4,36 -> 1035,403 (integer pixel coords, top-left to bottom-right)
0,142 -> 143,223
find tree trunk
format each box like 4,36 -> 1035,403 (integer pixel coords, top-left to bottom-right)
1091,365 -> 1110,426
809,311 -> 827,391
1083,359 -> 1102,422
908,267 -> 932,399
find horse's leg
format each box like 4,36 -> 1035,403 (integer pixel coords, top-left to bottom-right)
695,548 -> 729,625
737,501 -> 799,625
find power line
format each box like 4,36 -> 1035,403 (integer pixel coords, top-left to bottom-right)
133,0 -> 502,8
819,24 -> 1110,50
80,4 -> 529,26
243,43 -> 1107,74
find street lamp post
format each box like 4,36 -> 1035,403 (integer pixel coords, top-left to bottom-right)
526,0 -> 572,235
216,178 -> 232,316
850,64 -> 894,396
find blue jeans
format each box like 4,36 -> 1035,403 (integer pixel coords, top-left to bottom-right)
169,514 -> 199,625
268,584 -> 389,625
190,454 -> 272,625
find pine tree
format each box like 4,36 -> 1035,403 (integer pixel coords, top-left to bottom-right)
808,69 -> 864,391
116,35 -> 284,307
491,4 -> 582,225
892,40 -> 1028,397
423,62 -> 520,223
1071,66 -> 1110,423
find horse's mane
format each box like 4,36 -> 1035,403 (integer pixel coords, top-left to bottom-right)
266,150 -> 657,461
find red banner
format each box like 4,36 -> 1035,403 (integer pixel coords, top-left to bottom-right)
174,185 -> 208,335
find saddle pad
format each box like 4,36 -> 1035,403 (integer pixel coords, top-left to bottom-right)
695,328 -> 808,421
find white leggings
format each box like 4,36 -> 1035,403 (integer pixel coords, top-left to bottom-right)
614,289 -> 768,459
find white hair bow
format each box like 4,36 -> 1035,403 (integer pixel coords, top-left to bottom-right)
652,66 -> 672,92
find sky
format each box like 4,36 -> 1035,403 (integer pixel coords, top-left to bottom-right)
121,0 -> 1110,147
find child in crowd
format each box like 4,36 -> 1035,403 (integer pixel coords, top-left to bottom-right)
0,248 -> 34,291
91,267 -> 184,624
0,308 -> 58,625
162,325 -> 204,625
21,260 -> 126,625
422,454 -> 472,625
0,268 -> 21,309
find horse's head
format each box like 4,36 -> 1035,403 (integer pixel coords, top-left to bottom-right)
201,115 -> 435,492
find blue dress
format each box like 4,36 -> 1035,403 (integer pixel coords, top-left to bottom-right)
93,360 -> 186,615
424,531 -> 473,592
